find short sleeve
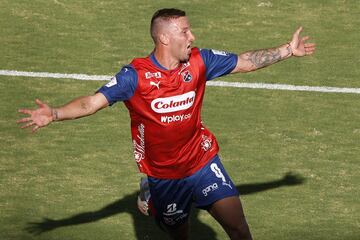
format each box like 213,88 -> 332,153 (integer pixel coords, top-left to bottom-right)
97,65 -> 138,105
200,49 -> 238,81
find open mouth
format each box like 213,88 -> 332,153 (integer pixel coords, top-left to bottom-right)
186,44 -> 191,54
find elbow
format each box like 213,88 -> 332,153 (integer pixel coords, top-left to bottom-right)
85,94 -> 107,115
232,65 -> 256,74
233,55 -> 258,73
80,97 -> 97,116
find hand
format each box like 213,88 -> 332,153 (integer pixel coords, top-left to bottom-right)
17,99 -> 53,132
289,26 -> 316,57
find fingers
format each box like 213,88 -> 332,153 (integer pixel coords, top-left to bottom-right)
16,117 -> 32,124
290,26 -> 303,48
291,27 -> 316,56
302,36 -> 310,42
18,109 -> 33,115
305,49 -> 315,55
304,42 -> 316,55
17,114 -> 40,132
32,125 -> 40,133
302,37 -> 316,55
35,99 -> 45,108
20,121 -> 36,129
305,43 -> 316,50
304,49 -> 315,56
293,26 -> 303,37
18,99 -> 47,133
18,121 -> 40,132
305,42 -> 316,48
17,110 -> 35,129
19,99 -> 46,115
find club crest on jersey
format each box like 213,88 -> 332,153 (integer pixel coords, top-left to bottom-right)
201,135 -> 212,151
181,70 -> 192,82
145,71 -> 161,79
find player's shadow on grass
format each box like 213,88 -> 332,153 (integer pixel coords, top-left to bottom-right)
25,172 -> 305,240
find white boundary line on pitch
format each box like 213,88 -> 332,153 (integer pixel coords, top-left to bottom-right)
1,69 -> 360,94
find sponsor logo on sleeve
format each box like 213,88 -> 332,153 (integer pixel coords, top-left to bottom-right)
105,76 -> 117,87
211,49 -> 230,56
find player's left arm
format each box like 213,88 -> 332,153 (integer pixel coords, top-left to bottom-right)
231,27 -> 316,73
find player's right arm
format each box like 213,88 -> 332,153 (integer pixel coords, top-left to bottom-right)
17,93 -> 109,132
17,65 -> 138,133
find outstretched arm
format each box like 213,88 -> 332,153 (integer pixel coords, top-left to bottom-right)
17,92 -> 109,132
232,26 -> 316,73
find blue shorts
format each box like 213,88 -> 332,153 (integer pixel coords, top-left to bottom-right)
148,155 -> 239,227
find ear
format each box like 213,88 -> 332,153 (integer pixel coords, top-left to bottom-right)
159,33 -> 169,45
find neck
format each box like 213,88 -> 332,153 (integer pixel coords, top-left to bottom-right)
153,47 -> 180,70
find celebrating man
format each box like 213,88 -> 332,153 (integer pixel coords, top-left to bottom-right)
18,8 -> 315,240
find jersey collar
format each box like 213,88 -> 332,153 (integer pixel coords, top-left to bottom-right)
150,53 -> 168,71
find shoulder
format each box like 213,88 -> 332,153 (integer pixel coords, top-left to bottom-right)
97,65 -> 139,104
196,48 -> 238,81
130,56 -> 153,70
115,65 -> 137,80
199,48 -> 234,60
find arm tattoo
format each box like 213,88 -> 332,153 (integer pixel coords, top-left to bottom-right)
248,48 -> 282,68
286,43 -> 292,56
80,100 -> 88,110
